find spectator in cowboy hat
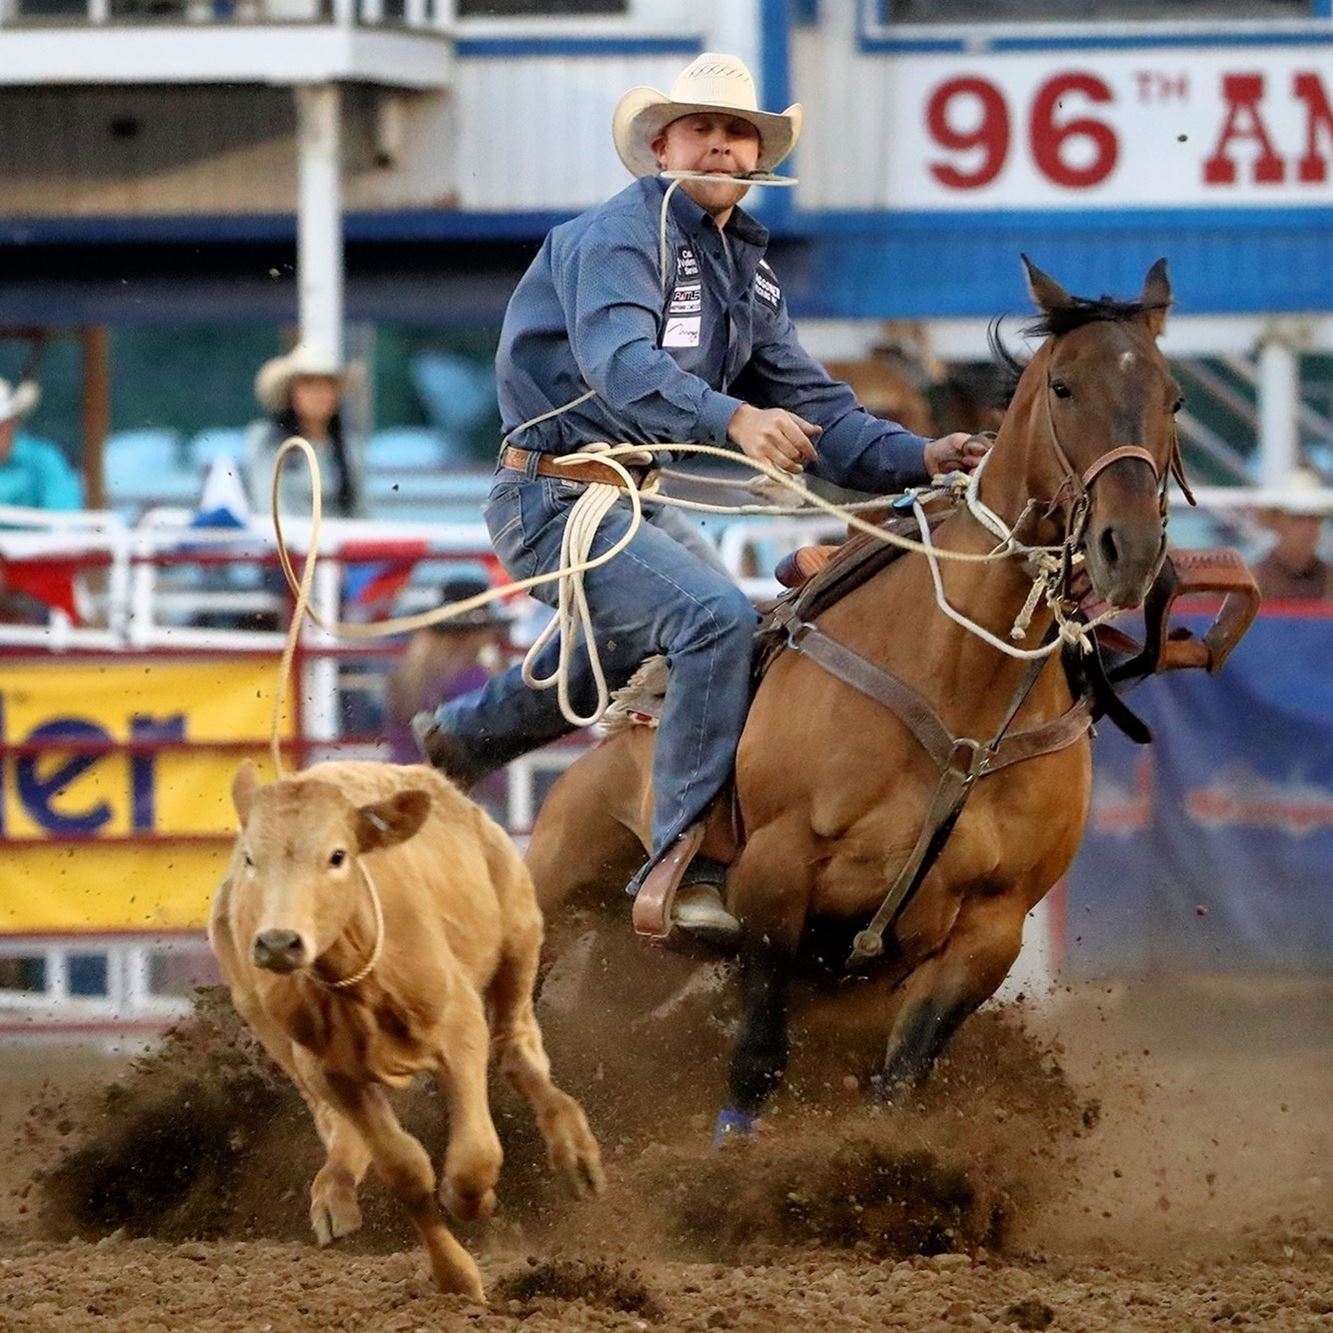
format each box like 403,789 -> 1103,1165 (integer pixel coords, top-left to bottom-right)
245,340 -> 364,519
0,378 -> 82,512
1251,467 -> 1333,602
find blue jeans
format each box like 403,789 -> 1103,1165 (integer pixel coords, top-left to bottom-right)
429,466 -> 758,885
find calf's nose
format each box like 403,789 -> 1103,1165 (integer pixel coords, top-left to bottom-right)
253,929 -> 306,973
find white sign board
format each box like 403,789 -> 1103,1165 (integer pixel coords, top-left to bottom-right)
881,49 -> 1333,209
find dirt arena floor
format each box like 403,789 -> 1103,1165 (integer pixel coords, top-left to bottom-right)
0,966 -> 1329,1332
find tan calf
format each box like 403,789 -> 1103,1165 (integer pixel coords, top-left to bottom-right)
208,759 -> 603,1302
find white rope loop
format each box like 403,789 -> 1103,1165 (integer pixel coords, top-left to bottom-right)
323,862 -> 385,990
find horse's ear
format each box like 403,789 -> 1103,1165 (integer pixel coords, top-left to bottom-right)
1021,254 -> 1072,313
232,759 -> 261,826
1141,258 -> 1172,338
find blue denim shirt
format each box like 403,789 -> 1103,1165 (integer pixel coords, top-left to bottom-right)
495,176 -> 930,494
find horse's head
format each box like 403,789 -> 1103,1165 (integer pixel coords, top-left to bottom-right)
1020,257 -> 1183,609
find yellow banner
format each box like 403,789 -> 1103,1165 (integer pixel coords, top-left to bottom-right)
0,656 -> 289,932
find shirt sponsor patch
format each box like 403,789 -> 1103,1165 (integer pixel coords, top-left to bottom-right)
754,266 -> 782,314
676,245 -> 700,280
668,283 -> 702,316
662,316 -> 702,348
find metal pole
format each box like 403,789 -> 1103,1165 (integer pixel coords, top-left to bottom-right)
295,84 -> 344,360
1257,336 -> 1300,487
81,325 -> 109,511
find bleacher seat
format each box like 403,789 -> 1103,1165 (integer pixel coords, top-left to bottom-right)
188,427 -> 249,470
409,352 -> 496,434
104,428 -> 200,509
364,427 -> 451,473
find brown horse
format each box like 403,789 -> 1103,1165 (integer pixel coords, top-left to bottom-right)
527,258 -> 1182,1137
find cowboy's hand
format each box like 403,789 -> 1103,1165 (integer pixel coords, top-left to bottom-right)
924,431 -> 991,477
729,404 -> 821,476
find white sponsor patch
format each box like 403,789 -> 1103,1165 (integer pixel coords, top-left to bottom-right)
754,269 -> 782,312
677,245 -> 700,279
668,283 -> 702,315
662,316 -> 701,348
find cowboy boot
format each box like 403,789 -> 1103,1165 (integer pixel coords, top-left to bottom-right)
410,712 -> 491,793
670,856 -> 741,948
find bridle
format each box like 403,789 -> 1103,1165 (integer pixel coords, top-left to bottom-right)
1039,363 -> 1196,561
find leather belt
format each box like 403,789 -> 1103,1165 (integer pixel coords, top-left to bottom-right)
500,445 -> 652,490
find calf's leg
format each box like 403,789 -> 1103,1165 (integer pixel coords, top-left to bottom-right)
313,1062 -> 485,1302
215,926 -> 370,1245
486,923 -> 604,1196
430,983 -> 504,1223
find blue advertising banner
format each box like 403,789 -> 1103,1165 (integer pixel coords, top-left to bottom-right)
1067,610 -> 1333,976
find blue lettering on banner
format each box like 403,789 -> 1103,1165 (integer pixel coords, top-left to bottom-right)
0,693 -> 189,837
130,713 -> 187,832
17,718 -> 114,836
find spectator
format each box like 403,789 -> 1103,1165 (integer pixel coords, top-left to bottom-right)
0,378 -> 82,511
383,576 -> 508,769
246,341 -> 363,520
1252,468 -> 1332,601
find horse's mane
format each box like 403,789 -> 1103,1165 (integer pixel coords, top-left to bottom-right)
987,294 -> 1170,405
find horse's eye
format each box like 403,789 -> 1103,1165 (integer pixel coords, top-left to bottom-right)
1172,395 -> 1185,414
1051,381 -> 1072,400
329,849 -> 346,869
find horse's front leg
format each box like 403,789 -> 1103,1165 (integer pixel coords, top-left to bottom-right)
880,889 -> 1028,1093
717,817 -> 813,1144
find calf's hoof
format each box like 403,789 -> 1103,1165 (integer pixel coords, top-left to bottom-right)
542,1096 -> 606,1198
309,1182 -> 363,1246
440,1177 -> 497,1223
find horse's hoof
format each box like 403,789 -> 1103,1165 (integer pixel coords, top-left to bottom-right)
711,1107 -> 756,1150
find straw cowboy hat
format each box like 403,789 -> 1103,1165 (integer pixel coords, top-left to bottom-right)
612,52 -> 803,178
1261,467 -> 1328,518
254,341 -> 362,414
0,378 -> 40,424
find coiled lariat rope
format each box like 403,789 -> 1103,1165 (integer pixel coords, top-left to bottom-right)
267,431 -> 1107,749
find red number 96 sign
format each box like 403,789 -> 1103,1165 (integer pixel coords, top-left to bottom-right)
926,72 -> 1119,190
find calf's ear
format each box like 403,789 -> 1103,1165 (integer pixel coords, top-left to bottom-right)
232,759 -> 261,825
356,789 -> 432,852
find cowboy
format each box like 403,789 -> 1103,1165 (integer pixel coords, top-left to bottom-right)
0,378 -> 82,512
414,52 -> 987,945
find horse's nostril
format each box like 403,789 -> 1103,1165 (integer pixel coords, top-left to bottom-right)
1099,526 -> 1119,567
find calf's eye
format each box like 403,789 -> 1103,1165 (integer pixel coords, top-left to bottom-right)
329,849 -> 347,868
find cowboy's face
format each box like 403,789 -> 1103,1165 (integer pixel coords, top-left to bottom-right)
1270,510 -> 1324,566
652,113 -> 761,219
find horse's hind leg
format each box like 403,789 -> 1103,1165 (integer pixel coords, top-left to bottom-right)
880,892 -> 1027,1093
719,818 -> 814,1140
